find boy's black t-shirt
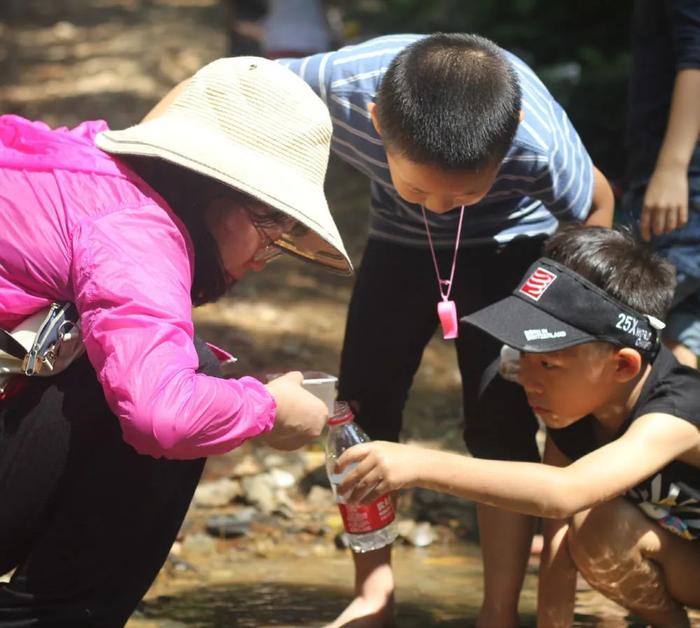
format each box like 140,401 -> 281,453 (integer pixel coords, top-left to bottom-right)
548,346 -> 700,540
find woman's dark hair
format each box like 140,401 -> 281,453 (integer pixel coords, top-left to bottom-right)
376,33 -> 522,171
124,157 -> 291,306
544,224 -> 676,320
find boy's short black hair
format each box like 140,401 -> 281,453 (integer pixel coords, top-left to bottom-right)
544,225 -> 675,320
375,33 -> 522,171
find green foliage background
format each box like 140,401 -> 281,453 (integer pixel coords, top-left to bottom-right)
333,0 -> 632,182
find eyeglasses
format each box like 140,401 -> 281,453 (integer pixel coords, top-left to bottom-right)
252,225 -> 285,264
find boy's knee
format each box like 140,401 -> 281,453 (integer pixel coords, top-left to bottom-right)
567,499 -> 643,583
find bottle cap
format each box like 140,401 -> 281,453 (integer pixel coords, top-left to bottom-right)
328,400 -> 354,426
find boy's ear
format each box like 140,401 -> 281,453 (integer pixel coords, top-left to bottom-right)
519,109 -> 524,123
368,102 -> 381,136
613,347 -> 644,382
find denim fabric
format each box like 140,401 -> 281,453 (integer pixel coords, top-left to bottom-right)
665,271 -> 700,354
622,182 -> 700,279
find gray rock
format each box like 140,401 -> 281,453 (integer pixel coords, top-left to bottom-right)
205,508 -> 257,538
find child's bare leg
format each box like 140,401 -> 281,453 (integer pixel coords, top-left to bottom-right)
476,504 -> 534,628
326,545 -> 395,628
568,498 -> 700,628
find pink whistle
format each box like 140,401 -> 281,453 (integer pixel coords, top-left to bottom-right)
437,300 -> 459,340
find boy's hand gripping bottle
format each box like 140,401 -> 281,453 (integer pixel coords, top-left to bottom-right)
325,401 -> 398,553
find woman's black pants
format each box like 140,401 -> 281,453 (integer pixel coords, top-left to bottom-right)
0,339 -> 218,627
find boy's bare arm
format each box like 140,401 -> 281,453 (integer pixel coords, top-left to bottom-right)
337,413 -> 699,518
537,437 -> 577,628
583,166 -> 614,227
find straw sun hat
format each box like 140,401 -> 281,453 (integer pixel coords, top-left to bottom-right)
96,57 -> 352,275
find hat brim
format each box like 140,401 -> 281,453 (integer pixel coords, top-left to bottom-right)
461,295 -> 596,353
96,113 -> 353,276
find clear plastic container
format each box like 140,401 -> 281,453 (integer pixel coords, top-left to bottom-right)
325,401 -> 398,553
264,371 -> 338,414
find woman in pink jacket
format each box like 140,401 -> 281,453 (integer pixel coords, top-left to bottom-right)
0,57 -> 351,626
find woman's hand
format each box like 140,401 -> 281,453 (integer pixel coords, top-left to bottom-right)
263,371 -> 327,450
336,441 -> 423,504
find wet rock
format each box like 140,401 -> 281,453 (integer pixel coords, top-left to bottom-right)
408,487 -> 478,540
192,477 -> 241,508
205,508 -> 257,538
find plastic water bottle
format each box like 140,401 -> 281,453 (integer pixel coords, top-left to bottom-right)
325,401 -> 398,553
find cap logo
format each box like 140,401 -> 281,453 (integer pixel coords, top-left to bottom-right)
519,267 -> 557,301
524,328 -> 567,341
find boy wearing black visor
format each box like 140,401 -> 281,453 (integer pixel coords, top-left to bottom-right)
335,225 -> 700,626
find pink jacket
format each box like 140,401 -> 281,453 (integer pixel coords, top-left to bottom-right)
0,115 -> 276,459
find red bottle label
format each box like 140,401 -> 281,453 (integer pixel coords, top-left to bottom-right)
338,494 -> 395,534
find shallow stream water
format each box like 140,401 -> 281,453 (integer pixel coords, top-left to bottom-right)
127,541 -> 676,628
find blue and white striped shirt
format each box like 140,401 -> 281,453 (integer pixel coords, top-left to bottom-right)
280,34 -> 594,248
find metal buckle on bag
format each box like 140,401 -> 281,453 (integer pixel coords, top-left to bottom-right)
22,303 -> 80,376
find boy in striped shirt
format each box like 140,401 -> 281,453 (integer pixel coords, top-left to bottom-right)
280,33 -> 614,627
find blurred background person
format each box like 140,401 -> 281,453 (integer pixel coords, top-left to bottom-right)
224,0 -> 267,55
262,0 -> 333,59
622,0 -> 700,368
224,0 -> 336,58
